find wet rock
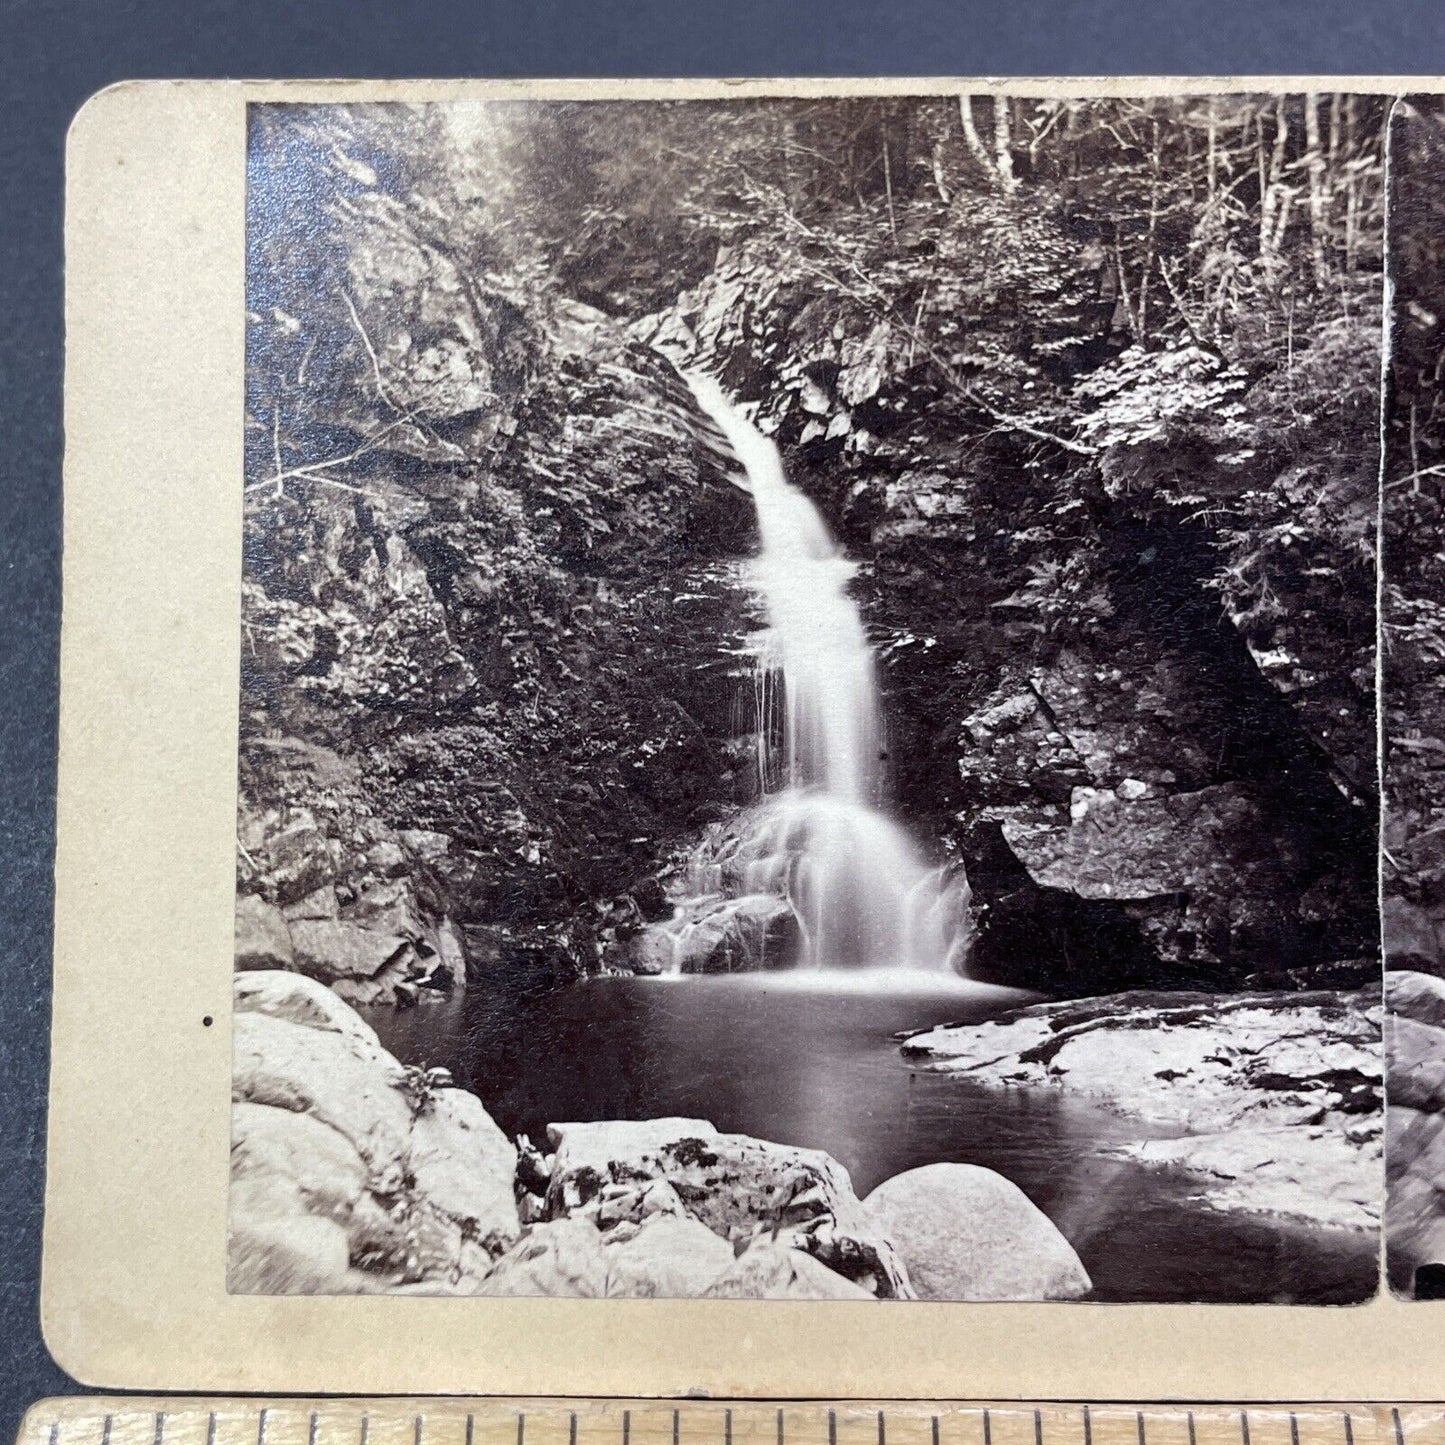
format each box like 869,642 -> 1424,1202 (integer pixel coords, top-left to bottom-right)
544,1117 -> 912,1297
1384,896 -> 1445,976
904,988 -> 1382,1230
625,926 -> 676,976
1001,781 -> 1273,905
705,1241 -> 873,1299
247,808 -> 336,907
1124,1125 -> 1381,1233
397,828 -> 451,862
367,840 -> 408,877
287,919 -> 416,1004
635,893 -> 801,975
863,1163 -> 1091,1300
283,885 -> 340,922
235,893 -> 294,972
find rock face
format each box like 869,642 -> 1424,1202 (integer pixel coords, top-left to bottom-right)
1387,968 -> 1445,1294
236,742 -> 467,1006
228,971 -> 519,1294
628,893 -> 801,975
542,1117 -> 914,1297
645,222 -> 1379,996
862,1163 -> 1091,1301
242,135 -> 760,984
903,988 -> 1383,1232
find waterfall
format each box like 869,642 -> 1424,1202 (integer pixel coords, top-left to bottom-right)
685,375 -> 973,975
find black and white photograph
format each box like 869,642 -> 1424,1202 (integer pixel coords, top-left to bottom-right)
231,90 -> 1387,1304
1381,97 -> 1445,1300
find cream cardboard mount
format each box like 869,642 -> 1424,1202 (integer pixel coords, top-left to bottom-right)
45,77 -> 1440,1397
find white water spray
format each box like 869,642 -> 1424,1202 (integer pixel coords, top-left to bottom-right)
686,375 -> 973,974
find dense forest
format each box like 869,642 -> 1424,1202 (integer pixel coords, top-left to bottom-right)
238,93 -> 1386,1001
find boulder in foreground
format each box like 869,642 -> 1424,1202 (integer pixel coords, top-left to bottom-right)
229,970 -> 519,1294
544,1116 -> 913,1298
863,1163 -> 1091,1301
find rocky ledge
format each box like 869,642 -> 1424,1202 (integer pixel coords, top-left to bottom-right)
230,970 -> 1090,1299
1385,969 -> 1445,1294
901,988 -> 1383,1232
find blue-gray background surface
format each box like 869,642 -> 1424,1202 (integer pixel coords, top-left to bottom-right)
3,0 -> 1443,1433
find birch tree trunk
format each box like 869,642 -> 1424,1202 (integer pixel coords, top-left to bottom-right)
1303,92 -> 1330,286
1259,97 -> 1290,260
958,96 -> 997,181
993,96 -> 1018,193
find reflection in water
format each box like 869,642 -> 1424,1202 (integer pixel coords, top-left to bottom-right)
365,974 -> 1376,1304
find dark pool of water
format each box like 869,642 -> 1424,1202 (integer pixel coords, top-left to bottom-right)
363,971 -> 1376,1304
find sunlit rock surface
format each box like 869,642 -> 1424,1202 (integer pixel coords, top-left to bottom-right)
228,971 -> 519,1294
1387,969 -> 1445,1294
863,1162 -> 1091,1300
543,1117 -> 914,1298
902,988 -> 1382,1231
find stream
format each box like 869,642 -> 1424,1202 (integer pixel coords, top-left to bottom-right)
364,971 -> 1376,1304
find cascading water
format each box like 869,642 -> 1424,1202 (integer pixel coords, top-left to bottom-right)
684,374 -> 974,975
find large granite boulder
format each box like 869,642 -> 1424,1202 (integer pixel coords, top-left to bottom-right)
235,893 -> 295,972
233,1009 -> 413,1185
228,971 -> 519,1295
1385,896 -> 1445,977
600,1214 -> 737,1298
1387,990 -> 1445,1293
862,1163 -> 1091,1301
705,1241 -> 874,1299
234,968 -> 381,1044
544,1117 -> 913,1297
1388,970 -> 1445,1030
228,1174 -> 355,1295
476,1219 -> 612,1298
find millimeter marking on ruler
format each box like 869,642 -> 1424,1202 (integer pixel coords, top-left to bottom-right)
16,1396 -> 1445,1445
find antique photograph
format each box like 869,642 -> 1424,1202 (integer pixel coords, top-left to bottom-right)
1382,97 -> 1445,1300
230,91 -> 1386,1303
